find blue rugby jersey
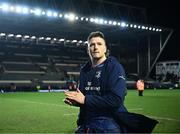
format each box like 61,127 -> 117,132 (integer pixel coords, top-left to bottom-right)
77,56 -> 127,125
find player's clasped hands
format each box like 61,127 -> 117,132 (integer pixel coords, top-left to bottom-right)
64,89 -> 85,106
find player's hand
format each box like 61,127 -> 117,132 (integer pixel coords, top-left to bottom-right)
64,98 -> 77,106
64,88 -> 85,105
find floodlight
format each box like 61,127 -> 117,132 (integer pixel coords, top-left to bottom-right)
72,40 -> 77,43
22,7 -> 29,14
90,18 -> 94,22
0,33 -> 5,36
30,9 -> 33,13
94,18 -> 99,23
64,14 -> 69,19
34,8 -> 41,16
42,11 -> 45,15
16,34 -> 22,38
104,20 -> 108,24
85,18 -> 89,21
46,37 -> 51,40
108,21 -> 112,25
10,6 -> 15,11
120,22 -> 126,27
66,40 -> 70,43
47,11 -> 52,17
113,21 -> 117,25
24,35 -> 30,38
15,6 -> 22,13
39,37 -> 44,40
99,19 -> 103,24
75,16 -> 79,20
53,12 -> 58,17
2,3 -> 9,12
68,13 -> 75,21
31,36 -> 36,39
78,40 -> 83,43
84,41 -> 88,44
80,17 -> 84,21
142,26 -> 145,29
8,34 -> 14,37
59,39 -> 65,42
59,13 -> 63,18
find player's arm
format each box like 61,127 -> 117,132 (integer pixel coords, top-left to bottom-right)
64,63 -> 126,109
85,63 -> 126,109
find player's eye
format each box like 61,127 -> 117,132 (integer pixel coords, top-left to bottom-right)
90,43 -> 95,47
97,42 -> 102,46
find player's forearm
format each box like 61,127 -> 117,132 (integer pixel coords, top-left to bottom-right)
85,93 -> 123,109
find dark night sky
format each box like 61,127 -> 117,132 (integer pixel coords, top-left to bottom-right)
146,1 -> 179,61
117,0 -> 179,61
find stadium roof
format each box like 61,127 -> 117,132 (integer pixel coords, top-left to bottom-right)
0,0 -> 170,42
0,0 -> 174,78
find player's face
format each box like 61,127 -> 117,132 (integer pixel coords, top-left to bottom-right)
88,37 -> 107,60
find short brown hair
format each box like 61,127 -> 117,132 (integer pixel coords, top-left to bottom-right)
87,31 -> 106,43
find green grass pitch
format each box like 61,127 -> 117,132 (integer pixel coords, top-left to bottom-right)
0,89 -> 180,133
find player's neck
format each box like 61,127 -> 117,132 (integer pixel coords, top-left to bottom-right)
91,56 -> 107,67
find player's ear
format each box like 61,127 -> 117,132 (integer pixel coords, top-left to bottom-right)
105,44 -> 110,56
105,49 -> 110,57
86,42 -> 89,54
104,45 -> 107,53
105,42 -> 110,57
86,46 -> 89,55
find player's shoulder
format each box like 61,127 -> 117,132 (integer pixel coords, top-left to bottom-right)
106,56 -> 126,78
106,56 -> 124,69
80,60 -> 91,72
106,56 -> 117,65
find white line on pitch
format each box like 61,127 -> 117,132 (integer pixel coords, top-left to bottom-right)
128,108 -> 143,111
63,113 -> 77,116
148,115 -> 180,122
3,98 -> 180,122
2,98 -> 78,109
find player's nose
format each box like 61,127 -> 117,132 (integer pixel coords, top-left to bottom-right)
94,44 -> 98,49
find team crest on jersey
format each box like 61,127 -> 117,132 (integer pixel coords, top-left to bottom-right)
87,82 -> 92,86
95,71 -> 101,79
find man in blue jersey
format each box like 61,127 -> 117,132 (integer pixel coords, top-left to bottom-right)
64,31 -> 127,133
64,31 -> 158,133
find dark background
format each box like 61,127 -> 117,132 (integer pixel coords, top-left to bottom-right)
117,0 -> 179,61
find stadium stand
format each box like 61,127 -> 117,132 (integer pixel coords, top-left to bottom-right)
0,40 -> 87,91
0,0 -> 177,91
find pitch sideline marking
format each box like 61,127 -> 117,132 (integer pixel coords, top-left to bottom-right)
1,98 -> 77,109
128,108 -> 143,111
147,115 -> 180,122
2,98 -> 180,122
63,113 -> 77,116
